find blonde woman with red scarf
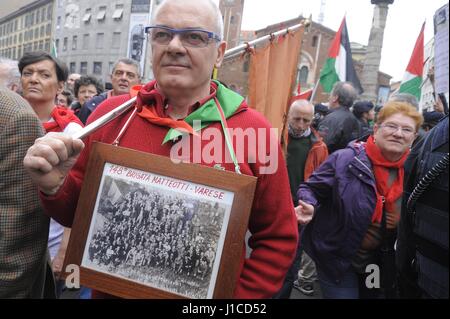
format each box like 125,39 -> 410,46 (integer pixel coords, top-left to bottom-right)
295,101 -> 423,299
19,52 -> 83,296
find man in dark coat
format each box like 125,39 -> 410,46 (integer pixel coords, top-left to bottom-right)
397,116 -> 449,299
318,81 -> 360,154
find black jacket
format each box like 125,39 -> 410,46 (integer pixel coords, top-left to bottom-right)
318,106 -> 360,154
397,116 -> 449,299
77,92 -> 108,124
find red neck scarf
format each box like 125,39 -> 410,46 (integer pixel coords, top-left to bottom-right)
365,135 -> 409,223
134,81 -> 217,135
43,106 -> 83,133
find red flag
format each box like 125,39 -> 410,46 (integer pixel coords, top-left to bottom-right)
290,89 -> 313,104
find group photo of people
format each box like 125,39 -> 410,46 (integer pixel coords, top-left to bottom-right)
0,0 -> 448,303
83,175 -> 226,298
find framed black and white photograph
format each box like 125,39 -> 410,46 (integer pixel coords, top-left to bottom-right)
63,142 -> 257,299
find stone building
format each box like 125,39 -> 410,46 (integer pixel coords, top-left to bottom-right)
53,0 -> 153,85
0,0 -> 54,60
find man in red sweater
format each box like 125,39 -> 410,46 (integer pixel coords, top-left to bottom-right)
23,0 -> 297,298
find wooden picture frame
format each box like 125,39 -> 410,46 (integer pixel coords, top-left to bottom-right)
63,142 -> 257,299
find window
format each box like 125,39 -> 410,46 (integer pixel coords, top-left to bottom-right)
83,33 -> 89,49
63,37 -> 68,51
31,12 -> 35,25
19,33 -> 23,42
97,6 -> 107,21
36,9 -> 40,24
112,4 -> 124,20
298,66 -> 309,85
57,16 -> 61,29
80,62 -> 88,74
83,8 -> 92,23
72,35 -> 77,50
96,33 -> 104,49
46,23 -> 51,36
312,35 -> 318,47
93,62 -> 102,74
112,32 -> 121,48
70,62 -> 76,73
34,28 -> 39,39
55,38 -> 59,52
39,40 -> 43,50
33,41 -> 38,50
41,7 -> 46,21
40,26 -> 44,37
47,4 -> 52,20
109,62 -> 114,74
230,16 -> 235,24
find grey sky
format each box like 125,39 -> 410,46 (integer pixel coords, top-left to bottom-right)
240,0 -> 447,82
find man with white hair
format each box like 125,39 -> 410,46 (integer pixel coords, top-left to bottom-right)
275,99 -> 328,298
0,58 -> 21,92
24,0 -> 298,298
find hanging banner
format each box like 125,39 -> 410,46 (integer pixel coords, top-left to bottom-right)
127,0 -> 151,75
434,3 -> 449,94
248,28 -> 304,139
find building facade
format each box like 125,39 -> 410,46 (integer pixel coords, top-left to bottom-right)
53,0 -> 153,85
0,0 -> 158,85
0,0 -> 54,60
420,38 -> 436,112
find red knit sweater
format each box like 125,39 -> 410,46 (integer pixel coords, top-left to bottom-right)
41,93 -> 298,299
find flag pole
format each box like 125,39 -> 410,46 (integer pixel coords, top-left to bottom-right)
223,18 -> 311,62
309,79 -> 321,102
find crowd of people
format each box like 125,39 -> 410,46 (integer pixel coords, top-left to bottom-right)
0,0 -> 448,300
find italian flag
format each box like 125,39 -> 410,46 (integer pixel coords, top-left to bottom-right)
319,17 -> 363,94
50,39 -> 58,58
399,23 -> 425,101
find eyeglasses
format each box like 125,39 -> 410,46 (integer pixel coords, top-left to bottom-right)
379,123 -> 416,137
145,26 -> 221,48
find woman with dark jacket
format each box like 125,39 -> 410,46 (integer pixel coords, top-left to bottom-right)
70,75 -> 104,123
353,100 -> 375,138
296,101 -> 423,299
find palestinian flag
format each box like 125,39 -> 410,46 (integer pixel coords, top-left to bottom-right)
320,17 -> 363,94
399,23 -> 425,101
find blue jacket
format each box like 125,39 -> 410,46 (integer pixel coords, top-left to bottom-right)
298,140 -> 377,282
77,92 -> 108,124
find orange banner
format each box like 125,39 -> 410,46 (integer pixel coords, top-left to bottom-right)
248,28 -> 304,141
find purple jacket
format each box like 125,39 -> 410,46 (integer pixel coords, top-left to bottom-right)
297,141 -> 377,283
